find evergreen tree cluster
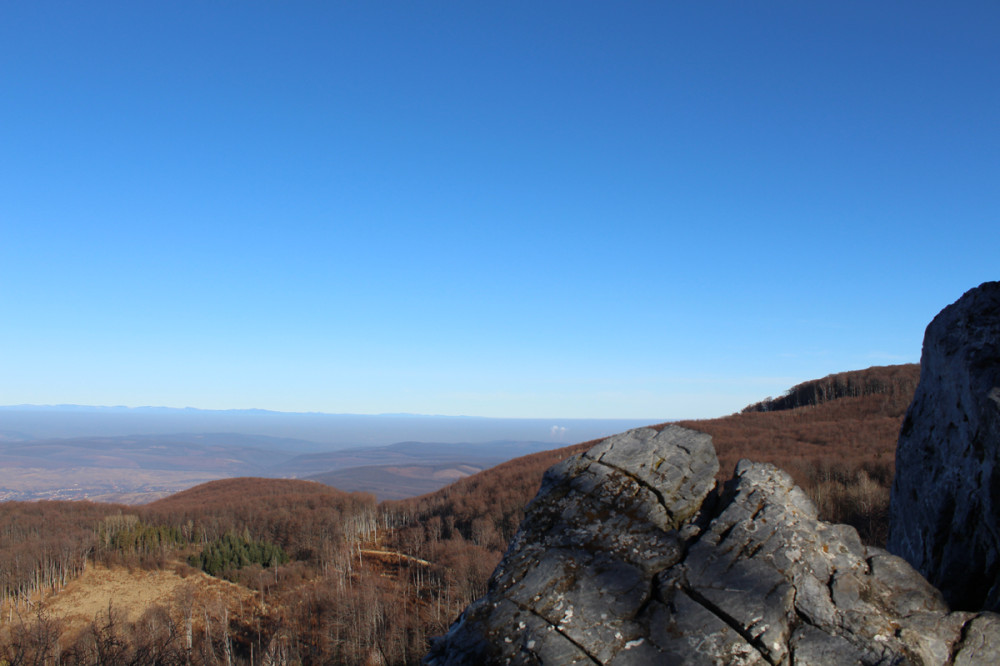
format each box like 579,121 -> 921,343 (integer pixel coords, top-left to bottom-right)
188,531 -> 289,577
98,517 -> 186,555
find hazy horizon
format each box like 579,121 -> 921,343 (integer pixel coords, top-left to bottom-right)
0,403 -> 669,420
0,403 -> 663,447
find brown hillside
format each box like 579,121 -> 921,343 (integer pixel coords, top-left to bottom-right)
139,477 -> 378,565
741,363 -> 919,413
387,440 -> 594,555
0,499 -> 132,611
148,476 -> 348,508
676,363 -> 919,544
677,364 -> 918,483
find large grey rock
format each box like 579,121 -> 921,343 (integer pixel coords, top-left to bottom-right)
424,426 -> 718,665
888,281 -> 1000,611
426,425 -> 1000,665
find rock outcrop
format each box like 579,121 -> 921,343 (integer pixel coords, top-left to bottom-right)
425,426 -> 1000,665
888,281 -> 1000,611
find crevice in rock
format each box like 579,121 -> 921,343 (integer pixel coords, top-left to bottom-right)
678,491 -> 726,556
715,520 -> 737,545
632,576 -> 663,622
739,534 -> 767,561
792,607 -> 822,632
682,585 -> 777,666
588,456 -> 678,525
949,615 -> 977,663
792,599 -> 880,665
509,599 -> 602,666
669,438 -> 702,458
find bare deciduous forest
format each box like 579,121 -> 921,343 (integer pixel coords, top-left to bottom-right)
0,364 -> 919,665
678,363 -> 919,545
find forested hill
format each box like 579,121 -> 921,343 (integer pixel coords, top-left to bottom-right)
147,476 -> 350,509
676,363 -> 919,545
386,440 -> 595,556
741,363 -> 919,413
139,477 -> 378,565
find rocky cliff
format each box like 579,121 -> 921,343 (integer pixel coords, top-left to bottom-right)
889,281 -> 1000,611
425,425 -> 1000,664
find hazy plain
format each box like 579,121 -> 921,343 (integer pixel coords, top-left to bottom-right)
0,405 -> 659,502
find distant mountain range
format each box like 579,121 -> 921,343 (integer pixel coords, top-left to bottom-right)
0,404 -> 660,447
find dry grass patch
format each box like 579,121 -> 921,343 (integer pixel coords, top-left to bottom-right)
2,563 -> 257,648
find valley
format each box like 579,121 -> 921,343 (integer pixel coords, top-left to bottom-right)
0,467 -> 215,503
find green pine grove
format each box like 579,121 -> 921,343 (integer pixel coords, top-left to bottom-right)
188,531 -> 289,577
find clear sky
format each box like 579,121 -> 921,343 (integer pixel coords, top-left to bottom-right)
1,2 -> 997,419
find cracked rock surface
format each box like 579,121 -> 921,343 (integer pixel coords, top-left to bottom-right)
424,425 -> 1000,665
888,281 -> 1000,612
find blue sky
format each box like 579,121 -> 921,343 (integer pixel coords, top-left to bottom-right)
1,2 -> 997,419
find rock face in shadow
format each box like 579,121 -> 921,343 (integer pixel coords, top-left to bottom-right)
425,425 -> 1000,665
888,281 -> 1000,612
